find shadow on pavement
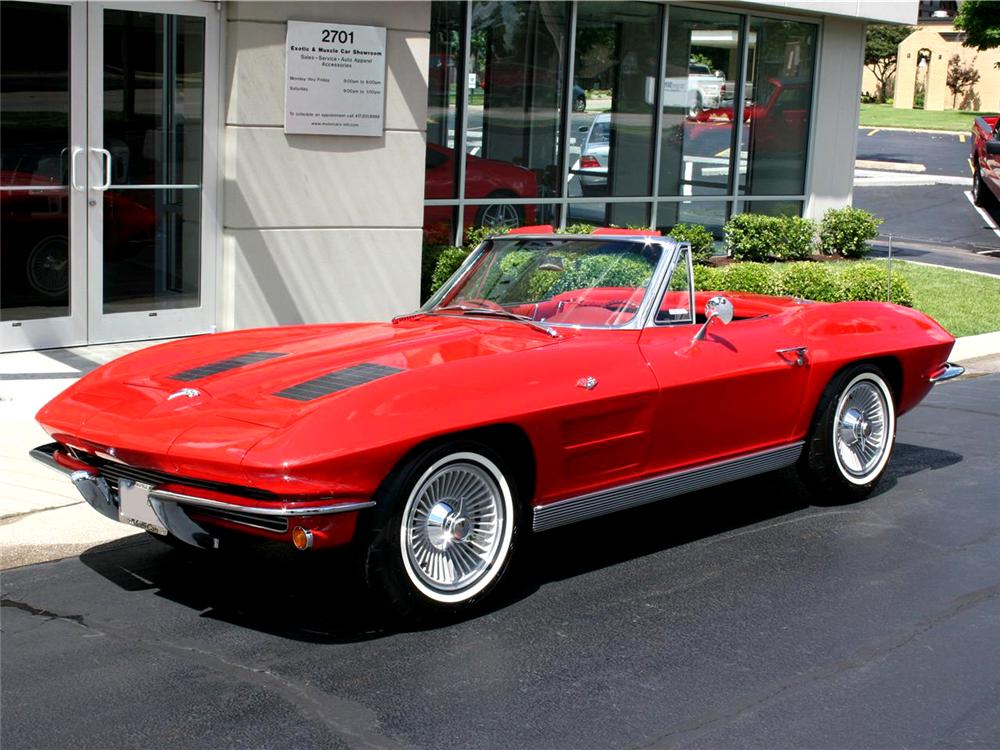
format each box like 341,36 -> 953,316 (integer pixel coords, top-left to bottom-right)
78,442 -> 962,643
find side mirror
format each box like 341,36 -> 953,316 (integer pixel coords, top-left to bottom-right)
692,295 -> 733,342
578,125 -> 589,133
986,139 -> 1000,156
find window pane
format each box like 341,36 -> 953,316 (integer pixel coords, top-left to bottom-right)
742,200 -> 802,217
568,202 -> 650,230
425,1 -> 463,200
738,18 -> 816,196
656,246 -> 693,324
572,1 -> 661,211
467,2 -> 568,201
464,202 -> 557,231
656,201 -> 728,240
1,1 -> 71,322
659,6 -> 743,197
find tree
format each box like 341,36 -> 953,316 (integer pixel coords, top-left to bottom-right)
864,24 -> 914,103
954,0 -> 1000,68
946,54 -> 981,109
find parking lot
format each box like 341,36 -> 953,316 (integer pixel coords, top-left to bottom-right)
4,373 -> 1000,749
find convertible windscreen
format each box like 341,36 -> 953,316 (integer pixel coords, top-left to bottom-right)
429,238 -> 664,328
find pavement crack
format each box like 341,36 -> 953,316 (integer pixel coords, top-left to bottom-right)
0,597 -> 95,631
632,583 -> 1000,750
0,502 -> 83,526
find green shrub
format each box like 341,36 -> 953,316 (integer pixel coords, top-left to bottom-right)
724,213 -> 815,262
464,224 -> 511,248
558,222 -> 599,234
666,223 -> 716,264
778,262 -> 841,302
693,264 -> 724,291
775,216 -> 817,260
837,262 -> 913,306
421,244 -> 449,302
819,207 -> 883,258
430,247 -> 471,295
724,214 -> 781,262
719,262 -> 779,295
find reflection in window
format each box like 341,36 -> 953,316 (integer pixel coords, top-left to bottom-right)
657,201 -> 728,240
742,200 -> 803,217
568,202 -> 649,230
739,18 -> 816,196
659,6 -> 743,197
468,1 -> 568,210
572,1 -> 661,214
425,1 -> 463,202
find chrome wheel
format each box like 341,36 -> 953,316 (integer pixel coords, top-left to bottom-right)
833,374 -> 894,484
399,452 -> 513,603
478,203 -> 521,229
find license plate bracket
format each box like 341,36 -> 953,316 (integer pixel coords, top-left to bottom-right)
119,479 -> 167,535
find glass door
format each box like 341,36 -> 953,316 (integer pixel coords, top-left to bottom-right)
86,1 -> 218,344
1,0 -> 87,351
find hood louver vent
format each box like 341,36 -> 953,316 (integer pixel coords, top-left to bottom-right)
274,363 -> 403,401
171,352 -> 285,382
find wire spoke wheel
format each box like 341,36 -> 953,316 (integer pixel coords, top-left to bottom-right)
834,377 -> 891,482
399,452 -> 512,603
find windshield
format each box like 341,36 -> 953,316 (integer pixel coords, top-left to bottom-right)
425,238 -> 665,328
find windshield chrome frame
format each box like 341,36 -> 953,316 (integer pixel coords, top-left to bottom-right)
420,234 -> 681,331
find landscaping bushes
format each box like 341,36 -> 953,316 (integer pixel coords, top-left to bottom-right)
664,223 -> 715,264
695,261 -> 913,307
723,214 -> 816,262
819,206 -> 883,258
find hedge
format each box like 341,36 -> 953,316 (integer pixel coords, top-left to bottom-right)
665,223 -> 715,264
695,261 -> 913,307
819,207 -> 883,259
723,213 -> 816,262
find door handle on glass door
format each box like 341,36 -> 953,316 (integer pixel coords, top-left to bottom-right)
70,147 -> 86,191
89,147 -> 112,191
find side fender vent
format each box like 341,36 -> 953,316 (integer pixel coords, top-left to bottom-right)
274,363 -> 403,401
172,352 -> 285,381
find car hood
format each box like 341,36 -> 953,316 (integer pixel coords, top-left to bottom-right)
38,317 -> 562,469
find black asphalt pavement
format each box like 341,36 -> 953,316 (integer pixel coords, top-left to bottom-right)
4,374 -> 1000,749
856,127 -> 972,176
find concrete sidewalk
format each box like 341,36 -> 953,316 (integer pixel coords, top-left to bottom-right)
3,332 -> 1000,570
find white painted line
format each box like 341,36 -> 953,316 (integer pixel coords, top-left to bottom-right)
867,128 -> 880,136
959,133 -> 967,143
964,191 -> 1000,240
856,159 -> 926,173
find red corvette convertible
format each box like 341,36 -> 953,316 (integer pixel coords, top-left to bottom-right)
33,229 -> 962,617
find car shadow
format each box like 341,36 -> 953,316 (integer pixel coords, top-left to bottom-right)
78,441 -> 962,643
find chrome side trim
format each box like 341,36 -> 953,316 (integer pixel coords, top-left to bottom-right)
148,489 -> 375,517
533,442 -> 805,532
929,363 -> 965,383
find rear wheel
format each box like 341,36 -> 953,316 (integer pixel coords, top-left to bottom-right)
365,441 -> 519,620
475,200 -> 523,230
799,364 -> 896,504
972,163 -> 988,207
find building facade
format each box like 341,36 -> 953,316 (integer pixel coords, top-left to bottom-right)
1,0 -> 915,353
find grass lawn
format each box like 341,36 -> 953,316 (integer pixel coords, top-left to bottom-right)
878,260 -> 1000,338
859,103 -> 992,132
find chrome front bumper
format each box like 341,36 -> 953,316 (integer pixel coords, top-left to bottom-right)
30,442 -> 374,550
930,362 -> 965,383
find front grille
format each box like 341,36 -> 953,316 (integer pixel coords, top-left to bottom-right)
75,450 -> 279,501
274,362 -> 403,401
171,351 -> 285,381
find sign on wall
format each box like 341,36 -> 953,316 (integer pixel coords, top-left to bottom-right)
284,21 -> 387,136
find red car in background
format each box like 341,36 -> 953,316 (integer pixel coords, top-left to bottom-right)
971,115 -> 1000,207
693,77 -> 810,155
423,143 -> 537,242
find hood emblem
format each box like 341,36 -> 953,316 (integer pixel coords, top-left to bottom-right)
167,387 -> 201,401
576,376 -> 599,391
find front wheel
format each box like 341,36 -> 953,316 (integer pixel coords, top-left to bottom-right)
798,365 -> 896,504
365,442 -> 519,620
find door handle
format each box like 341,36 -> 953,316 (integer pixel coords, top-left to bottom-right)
70,147 -> 86,191
776,346 -> 809,366
90,147 -> 112,191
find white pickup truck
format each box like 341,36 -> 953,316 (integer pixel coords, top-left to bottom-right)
645,63 -> 724,116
